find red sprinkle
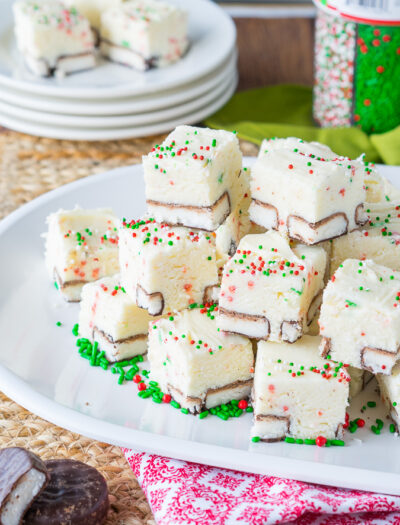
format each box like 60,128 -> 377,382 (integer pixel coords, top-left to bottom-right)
238,400 -> 248,410
162,394 -> 172,403
133,374 -> 142,383
357,419 -> 365,428
316,436 -> 327,447
137,382 -> 147,391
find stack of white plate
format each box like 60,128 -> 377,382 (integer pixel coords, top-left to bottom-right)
0,0 -> 237,141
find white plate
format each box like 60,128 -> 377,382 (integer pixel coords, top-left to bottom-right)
0,0 -> 235,99
0,76 -> 237,140
0,51 -> 237,116
0,68 -> 236,129
1,159 -> 400,495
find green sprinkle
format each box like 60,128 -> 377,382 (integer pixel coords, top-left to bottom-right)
56,321 -> 62,327
181,408 -> 189,414
199,411 -> 209,419
285,437 -> 295,443
251,436 -> 260,443
367,401 -> 376,408
305,439 -> 316,445
331,439 -> 345,446
390,424 -> 396,433
376,418 -> 384,430
171,400 -> 181,409
371,425 -> 380,435
54,281 -> 59,290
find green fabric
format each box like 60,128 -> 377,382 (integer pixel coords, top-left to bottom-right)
204,85 -> 400,165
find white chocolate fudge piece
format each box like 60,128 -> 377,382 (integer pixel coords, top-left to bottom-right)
377,366 -> 400,432
366,201 -> 400,231
45,208 -> 120,302
14,0 -> 95,77
250,143 -> 367,245
331,227 -> 400,276
258,137 -> 337,160
143,126 -> 243,231
148,307 -> 254,413
348,367 -> 373,399
218,231 -> 327,343
64,0 -> 121,31
364,164 -> 385,203
119,217 -> 219,315
319,259 -> 400,375
100,0 -> 188,71
79,275 -> 155,362
251,336 -> 349,442
215,169 -> 251,261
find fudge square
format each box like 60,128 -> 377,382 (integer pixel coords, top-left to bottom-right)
45,208 -> 120,302
319,259 -> 400,375
218,230 -> 327,343
148,307 -> 254,413
251,336 -> 350,442
377,366 -> 400,433
13,0 -> 95,77
100,0 -> 188,71
79,275 -> 155,362
119,217 -> 219,315
249,146 -> 368,245
143,126 -> 243,231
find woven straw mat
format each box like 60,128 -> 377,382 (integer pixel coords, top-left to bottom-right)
0,129 -> 259,524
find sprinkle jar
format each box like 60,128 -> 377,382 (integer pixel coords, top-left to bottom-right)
313,0 -> 400,133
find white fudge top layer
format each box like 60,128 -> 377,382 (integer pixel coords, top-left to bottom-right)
253,336 -> 349,439
14,0 -> 94,65
331,227 -> 400,276
219,230 -> 326,322
119,217 -> 218,312
64,0 -> 121,29
366,201 -> 400,230
251,147 -> 366,229
45,207 -> 120,284
258,137 -> 338,160
101,0 -> 187,62
143,126 -> 243,207
148,307 -> 253,398
320,259 -> 400,360
79,275 -> 154,341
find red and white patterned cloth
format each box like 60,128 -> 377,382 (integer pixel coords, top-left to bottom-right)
123,450 -> 400,525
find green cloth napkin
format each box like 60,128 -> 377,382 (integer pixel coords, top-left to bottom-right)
205,85 -> 400,165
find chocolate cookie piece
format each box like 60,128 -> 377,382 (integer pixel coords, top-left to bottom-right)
23,460 -> 109,525
0,447 -> 49,525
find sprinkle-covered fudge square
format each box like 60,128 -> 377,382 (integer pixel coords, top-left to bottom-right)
143,126 -> 243,231
249,140 -> 367,245
377,367 -> 400,433
79,275 -> 155,362
319,259 -> 400,375
119,217 -> 219,315
100,0 -> 188,71
14,0 -> 96,77
251,336 -> 350,442
218,231 -> 327,343
64,0 -> 120,32
148,307 -> 254,413
45,208 -> 120,302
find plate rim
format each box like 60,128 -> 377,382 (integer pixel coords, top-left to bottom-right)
0,75 -> 238,140
0,67 -> 236,128
1,161 -> 400,495
0,51 -> 237,116
0,0 -> 236,99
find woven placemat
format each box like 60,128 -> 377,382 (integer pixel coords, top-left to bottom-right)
0,129 -> 258,525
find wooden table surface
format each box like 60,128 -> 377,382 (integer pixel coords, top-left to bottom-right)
235,17 -> 315,90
